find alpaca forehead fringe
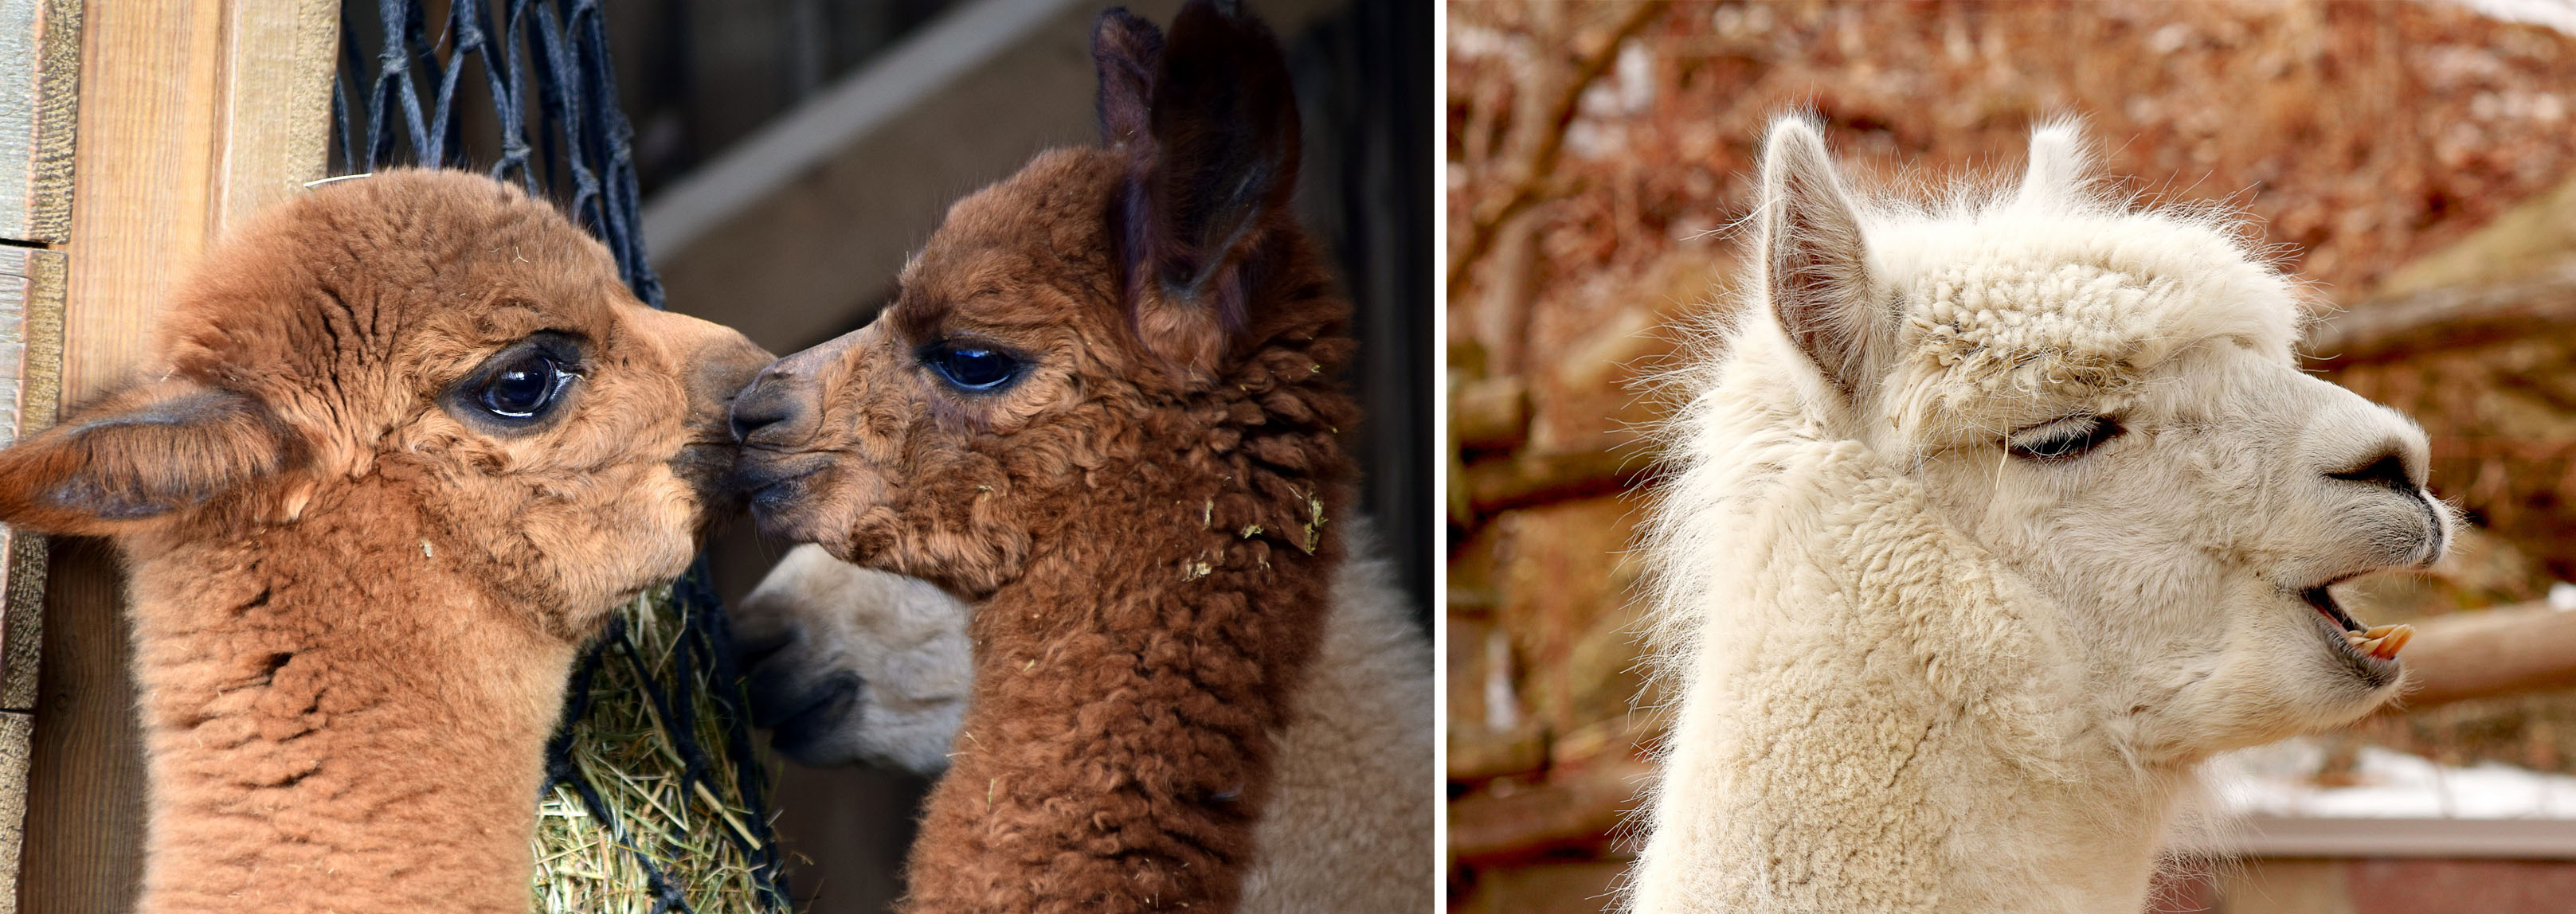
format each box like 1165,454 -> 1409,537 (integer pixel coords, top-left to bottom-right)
1638,126 -> 2303,424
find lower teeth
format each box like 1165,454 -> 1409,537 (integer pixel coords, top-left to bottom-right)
2343,623 -> 2414,660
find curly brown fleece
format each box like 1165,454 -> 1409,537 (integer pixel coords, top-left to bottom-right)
726,4 -> 1360,911
0,171 -> 768,913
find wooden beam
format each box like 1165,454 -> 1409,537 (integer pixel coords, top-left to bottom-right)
0,245 -> 63,914
210,0 -> 336,237
644,0 -> 1346,353
2382,601 -> 2576,713
1447,753 -> 1650,865
1450,376 -> 1529,453
18,2 -> 335,912
2196,815 -> 2576,860
0,247 -> 64,710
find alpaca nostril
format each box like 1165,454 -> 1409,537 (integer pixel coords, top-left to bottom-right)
2327,451 -> 2416,494
729,377 -> 800,444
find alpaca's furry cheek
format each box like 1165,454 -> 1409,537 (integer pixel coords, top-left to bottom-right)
566,468 -> 703,603
452,465 -> 703,637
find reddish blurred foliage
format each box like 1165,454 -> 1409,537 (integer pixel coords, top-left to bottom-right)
1451,2 -> 2576,372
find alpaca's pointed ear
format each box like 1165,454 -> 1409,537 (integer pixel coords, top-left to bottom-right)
0,381 -> 296,535
1118,0 -> 1299,375
1758,117 -> 1878,393
2017,120 -> 2092,209
1092,8 -> 1164,146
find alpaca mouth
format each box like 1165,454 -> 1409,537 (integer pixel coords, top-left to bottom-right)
734,459 -> 824,514
2300,583 -> 2413,663
2300,585 -> 2360,631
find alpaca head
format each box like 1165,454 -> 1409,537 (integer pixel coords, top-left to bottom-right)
0,170 -> 770,633
728,0 -> 1346,596
1732,118 -> 2450,760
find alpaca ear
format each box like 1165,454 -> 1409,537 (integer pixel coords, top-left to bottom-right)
1091,8 -> 1163,146
2016,119 -> 2092,209
1117,0 -> 1299,374
0,381 -> 296,535
1757,117 -> 1879,393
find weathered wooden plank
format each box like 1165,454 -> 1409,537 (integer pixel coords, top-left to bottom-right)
0,247 -> 63,714
0,711 -> 33,914
19,541 -> 139,914
0,0 -> 82,244
210,0 -> 335,236
20,1 -> 336,911
0,245 -> 60,914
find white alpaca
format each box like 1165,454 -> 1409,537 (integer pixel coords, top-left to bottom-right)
1627,118 -> 2453,913
731,521 -> 1434,913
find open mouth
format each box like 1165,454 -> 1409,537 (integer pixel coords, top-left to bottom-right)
2300,582 -> 2414,664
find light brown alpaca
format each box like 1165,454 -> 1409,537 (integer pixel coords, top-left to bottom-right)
0,170 -> 769,913
724,2 -> 1431,912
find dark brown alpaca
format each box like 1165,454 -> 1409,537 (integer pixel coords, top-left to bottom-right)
725,3 -> 1423,911
0,171 -> 769,913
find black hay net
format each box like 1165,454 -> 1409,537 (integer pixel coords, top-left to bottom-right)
330,2 -> 788,911
332,0 -> 661,307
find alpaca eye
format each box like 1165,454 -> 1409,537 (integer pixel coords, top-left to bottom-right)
478,353 -> 570,420
924,344 -> 1023,393
2006,416 -> 2123,462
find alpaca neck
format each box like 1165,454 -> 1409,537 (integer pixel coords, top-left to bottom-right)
901,467 -> 1345,913
1633,416 -> 2179,913
120,513 -> 574,914
1637,647 -> 2183,913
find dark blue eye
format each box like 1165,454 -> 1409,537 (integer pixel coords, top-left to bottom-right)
926,345 -> 1021,392
479,353 -> 568,419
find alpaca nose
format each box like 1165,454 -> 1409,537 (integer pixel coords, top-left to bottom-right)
2326,442 -> 2423,494
730,369 -> 806,445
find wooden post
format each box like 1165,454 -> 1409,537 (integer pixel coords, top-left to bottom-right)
0,0 -> 80,909
11,1 -> 335,912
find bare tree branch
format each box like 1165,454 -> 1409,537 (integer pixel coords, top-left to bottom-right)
2308,260 -> 2576,366
1446,1 -> 1669,302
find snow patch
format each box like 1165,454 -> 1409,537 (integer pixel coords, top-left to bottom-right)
2452,0 -> 2576,37
2212,739 -> 2576,819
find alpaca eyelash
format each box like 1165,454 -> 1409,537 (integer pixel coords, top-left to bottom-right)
2004,415 -> 2124,462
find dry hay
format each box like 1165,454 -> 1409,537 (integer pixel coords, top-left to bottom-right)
530,580 -> 793,913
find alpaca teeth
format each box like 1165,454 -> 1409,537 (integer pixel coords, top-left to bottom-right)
2343,624 -> 2414,659
2371,624 -> 2414,659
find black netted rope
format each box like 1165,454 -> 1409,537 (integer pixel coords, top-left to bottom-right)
331,2 -> 786,910
333,0 -> 662,306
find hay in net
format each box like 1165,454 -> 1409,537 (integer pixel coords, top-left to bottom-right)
331,2 -> 793,910
530,572 -> 791,913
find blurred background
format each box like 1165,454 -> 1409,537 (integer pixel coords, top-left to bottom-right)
339,0 -> 1430,911
1447,2 -> 2576,912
